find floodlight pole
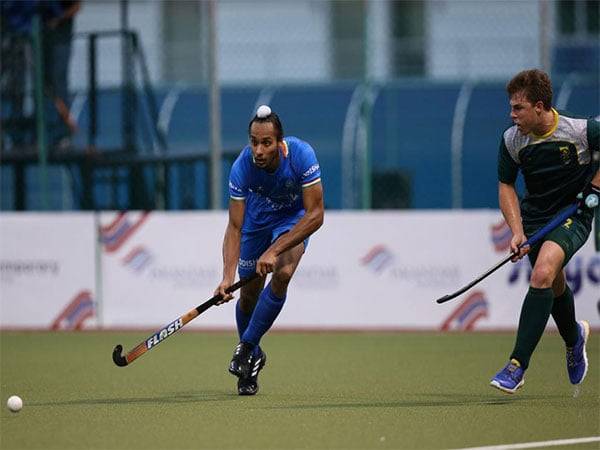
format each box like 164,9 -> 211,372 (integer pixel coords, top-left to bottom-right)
32,15 -> 49,210
539,0 -> 552,74
361,3 -> 373,210
207,0 -> 222,210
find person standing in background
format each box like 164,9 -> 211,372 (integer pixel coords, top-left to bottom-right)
42,0 -> 81,150
0,0 -> 38,149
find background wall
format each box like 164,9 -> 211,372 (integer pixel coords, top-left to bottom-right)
2,0 -> 598,212
426,1 -> 545,79
69,0 -> 557,87
2,211 -> 599,331
2,78 -> 597,211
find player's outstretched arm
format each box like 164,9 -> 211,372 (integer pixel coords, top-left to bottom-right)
256,183 -> 324,275
499,181 -> 528,260
215,199 -> 245,303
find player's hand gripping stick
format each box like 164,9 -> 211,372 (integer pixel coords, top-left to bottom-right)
435,203 -> 578,304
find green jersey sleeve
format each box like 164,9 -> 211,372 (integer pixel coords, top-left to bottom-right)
498,137 -> 519,184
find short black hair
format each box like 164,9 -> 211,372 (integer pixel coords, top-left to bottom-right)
248,111 -> 284,141
507,69 -> 553,110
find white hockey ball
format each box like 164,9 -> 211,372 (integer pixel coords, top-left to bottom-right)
256,105 -> 271,118
7,395 -> 23,413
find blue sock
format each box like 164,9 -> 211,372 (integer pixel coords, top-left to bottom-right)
242,282 -> 286,348
236,300 -> 263,357
235,300 -> 251,340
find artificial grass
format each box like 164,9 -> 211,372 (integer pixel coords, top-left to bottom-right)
1,331 -> 598,449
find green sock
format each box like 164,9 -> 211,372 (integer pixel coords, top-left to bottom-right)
510,287 -> 554,370
551,286 -> 579,347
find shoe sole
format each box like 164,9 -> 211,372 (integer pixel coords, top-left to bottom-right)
238,383 -> 258,396
572,320 -> 590,385
228,364 -> 243,377
490,378 -> 524,394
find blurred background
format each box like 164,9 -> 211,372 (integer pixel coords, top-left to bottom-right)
1,0 -> 598,213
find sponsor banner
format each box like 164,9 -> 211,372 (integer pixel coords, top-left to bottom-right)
293,211 -> 599,330
0,213 -> 97,328
99,211 -> 227,327
484,224 -> 600,330
284,211 -> 485,328
2,211 -> 598,330
99,210 -> 599,330
51,290 -> 95,331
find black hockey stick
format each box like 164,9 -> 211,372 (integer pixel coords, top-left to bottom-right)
436,203 -> 578,304
112,273 -> 259,367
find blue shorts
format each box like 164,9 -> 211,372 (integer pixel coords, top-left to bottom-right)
238,213 -> 309,279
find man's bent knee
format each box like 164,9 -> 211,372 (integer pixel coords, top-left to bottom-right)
271,266 -> 294,288
530,264 -> 557,289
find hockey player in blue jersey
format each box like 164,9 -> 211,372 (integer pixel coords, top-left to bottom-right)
214,105 -> 324,395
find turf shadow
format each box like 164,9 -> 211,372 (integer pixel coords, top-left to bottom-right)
260,393 -> 575,410
26,390 -> 237,407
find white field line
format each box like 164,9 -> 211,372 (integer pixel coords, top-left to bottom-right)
450,436 -> 600,450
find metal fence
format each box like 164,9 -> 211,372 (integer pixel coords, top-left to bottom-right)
1,0 -> 598,212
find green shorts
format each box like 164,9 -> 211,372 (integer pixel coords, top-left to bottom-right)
526,212 -> 592,267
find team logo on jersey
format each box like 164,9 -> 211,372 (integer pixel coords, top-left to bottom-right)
285,179 -> 294,189
238,258 -> 256,269
229,181 -> 243,195
559,145 -> 571,165
303,164 -> 320,178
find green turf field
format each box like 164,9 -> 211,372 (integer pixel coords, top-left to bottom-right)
1,331 -> 598,449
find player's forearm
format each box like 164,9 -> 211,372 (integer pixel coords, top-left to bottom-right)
221,223 -> 241,281
499,182 -> 523,235
270,209 -> 324,256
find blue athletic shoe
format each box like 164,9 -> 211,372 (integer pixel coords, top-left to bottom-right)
566,320 -> 590,385
490,359 -> 525,394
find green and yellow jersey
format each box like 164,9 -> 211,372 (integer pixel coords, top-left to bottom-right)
498,109 -> 600,234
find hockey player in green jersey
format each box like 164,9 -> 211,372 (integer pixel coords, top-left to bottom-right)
491,69 -> 600,394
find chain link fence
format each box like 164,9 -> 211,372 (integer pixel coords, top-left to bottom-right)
1,0 -> 598,211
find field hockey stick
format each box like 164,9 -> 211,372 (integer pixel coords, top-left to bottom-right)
435,203 -> 578,304
112,273 -> 259,367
